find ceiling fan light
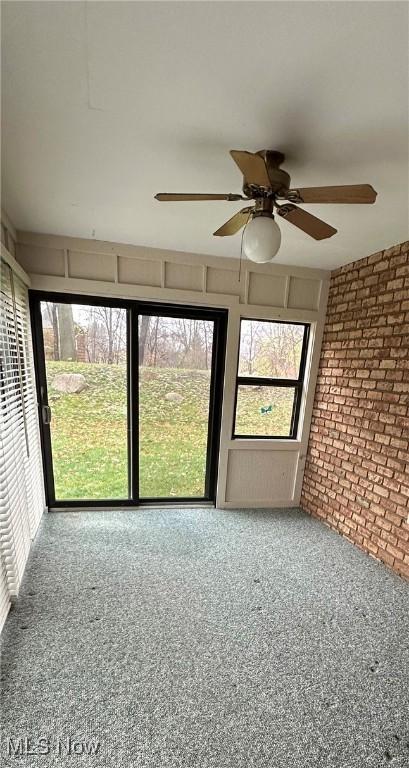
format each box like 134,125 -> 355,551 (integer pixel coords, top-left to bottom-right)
242,215 -> 281,263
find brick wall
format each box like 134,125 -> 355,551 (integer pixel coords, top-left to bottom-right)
301,241 -> 409,578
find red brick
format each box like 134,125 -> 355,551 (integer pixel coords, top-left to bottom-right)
395,561 -> 409,579
301,240 -> 409,580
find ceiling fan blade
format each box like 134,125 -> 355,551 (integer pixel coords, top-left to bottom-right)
155,193 -> 244,201
213,207 -> 254,237
286,184 -> 377,204
276,204 -> 337,240
230,150 -> 271,188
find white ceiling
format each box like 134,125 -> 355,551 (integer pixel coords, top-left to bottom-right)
1,1 -> 408,269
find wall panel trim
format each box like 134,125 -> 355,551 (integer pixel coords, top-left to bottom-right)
14,229 -> 330,510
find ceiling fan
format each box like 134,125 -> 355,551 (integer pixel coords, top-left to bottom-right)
154,150 -> 377,262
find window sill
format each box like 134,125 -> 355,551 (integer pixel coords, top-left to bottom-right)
228,438 -> 301,450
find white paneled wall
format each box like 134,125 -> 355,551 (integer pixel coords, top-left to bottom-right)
15,230 -> 330,510
225,448 -> 299,506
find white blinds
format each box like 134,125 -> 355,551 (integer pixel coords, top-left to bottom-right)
0,554 -> 10,634
0,254 -> 45,617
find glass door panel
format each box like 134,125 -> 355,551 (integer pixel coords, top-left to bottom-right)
40,301 -> 128,501
138,314 -> 215,498
32,294 -> 226,506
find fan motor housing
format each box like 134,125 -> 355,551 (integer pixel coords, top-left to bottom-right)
243,150 -> 291,198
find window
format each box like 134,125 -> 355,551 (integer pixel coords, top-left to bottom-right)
233,319 -> 310,439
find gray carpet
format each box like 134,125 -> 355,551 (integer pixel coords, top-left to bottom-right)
1,507 -> 408,767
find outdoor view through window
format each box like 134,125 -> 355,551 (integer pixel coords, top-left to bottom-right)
234,319 -> 307,438
138,314 -> 214,498
40,302 -> 215,500
38,305 -> 304,497
41,302 -> 128,500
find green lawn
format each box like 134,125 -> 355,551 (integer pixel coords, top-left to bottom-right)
234,385 -> 294,436
47,361 -> 128,500
46,361 -> 211,500
139,367 -> 211,497
46,361 -> 293,500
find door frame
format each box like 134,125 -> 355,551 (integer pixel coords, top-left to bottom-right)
29,290 -> 227,508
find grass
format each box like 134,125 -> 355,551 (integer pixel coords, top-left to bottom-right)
46,361 -> 211,500
139,367 -> 211,497
235,385 -> 294,436
46,361 -> 293,500
47,362 -> 128,500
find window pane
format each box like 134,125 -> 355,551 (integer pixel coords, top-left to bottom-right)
238,320 -> 305,379
139,315 -> 214,498
41,302 -> 128,500
234,385 -> 296,437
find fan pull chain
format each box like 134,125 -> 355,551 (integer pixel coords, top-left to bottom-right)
238,218 -> 249,283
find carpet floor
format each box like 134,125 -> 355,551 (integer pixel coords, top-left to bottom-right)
1,507 -> 408,767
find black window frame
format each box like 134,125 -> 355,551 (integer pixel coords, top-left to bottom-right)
232,318 -> 310,440
29,290 -> 227,508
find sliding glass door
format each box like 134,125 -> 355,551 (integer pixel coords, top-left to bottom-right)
33,299 -> 129,502
138,311 -> 217,500
30,294 -> 226,507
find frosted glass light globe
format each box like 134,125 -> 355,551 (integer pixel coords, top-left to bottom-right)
242,215 -> 281,263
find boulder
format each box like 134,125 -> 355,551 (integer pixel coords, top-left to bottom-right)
165,391 -> 183,403
51,373 -> 87,394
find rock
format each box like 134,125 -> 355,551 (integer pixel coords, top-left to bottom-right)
165,392 -> 183,403
51,373 -> 87,394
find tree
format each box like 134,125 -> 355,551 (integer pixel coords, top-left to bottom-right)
57,304 -> 75,361
139,315 -> 151,365
240,320 -> 259,375
89,307 -> 126,364
44,302 -> 60,360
